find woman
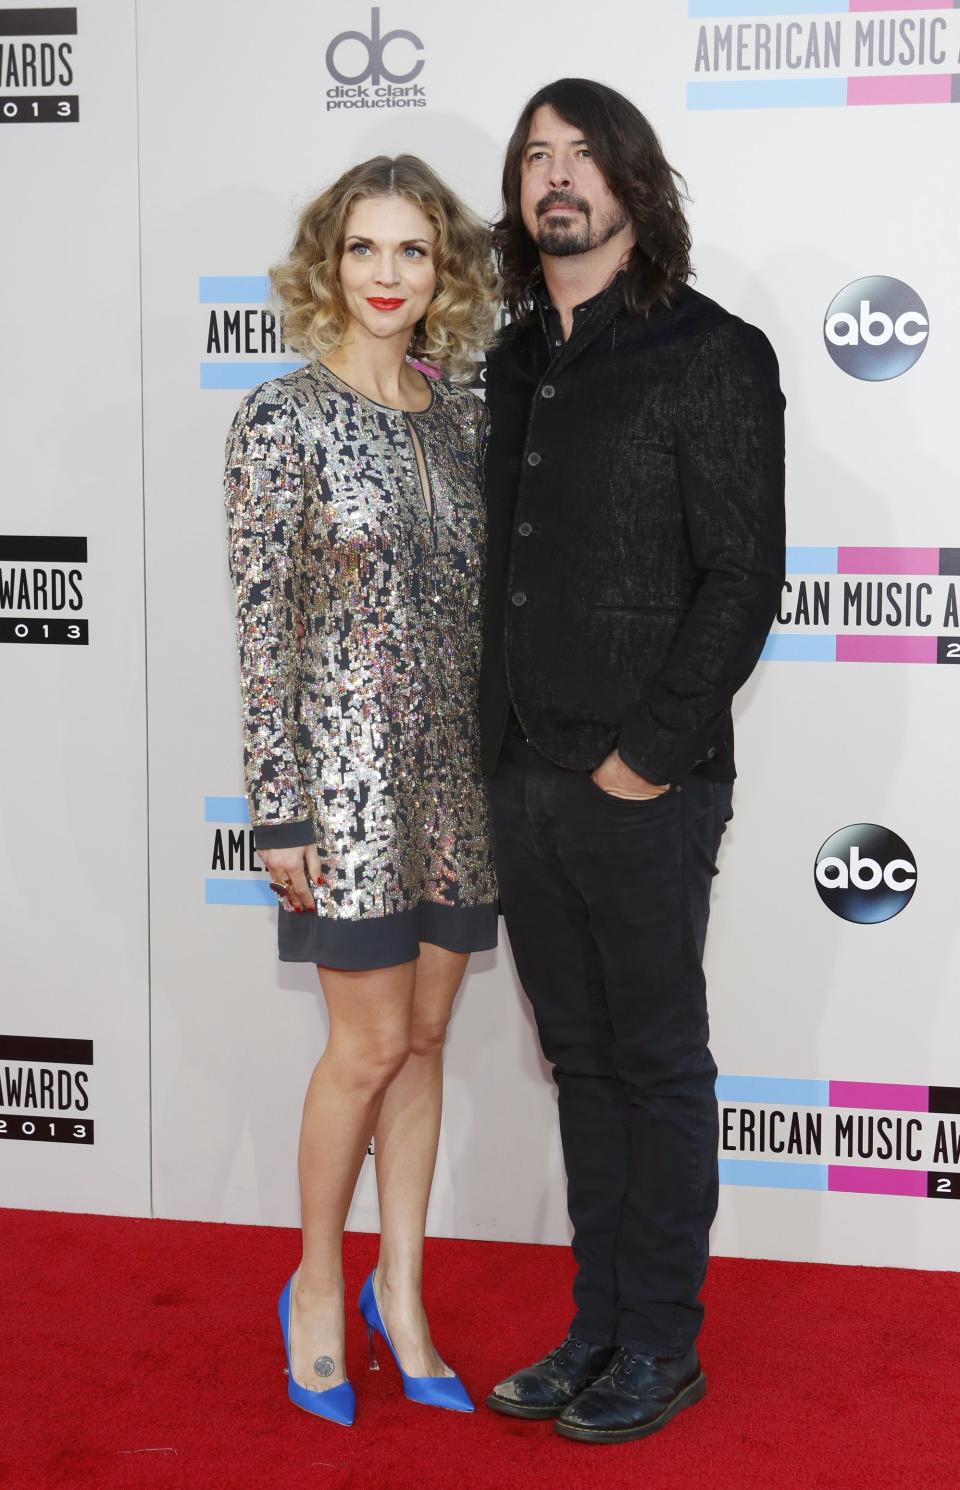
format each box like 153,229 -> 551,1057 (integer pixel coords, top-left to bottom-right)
224,156 -> 499,1426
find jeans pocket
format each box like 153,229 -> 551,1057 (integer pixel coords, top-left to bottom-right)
584,773 -> 671,805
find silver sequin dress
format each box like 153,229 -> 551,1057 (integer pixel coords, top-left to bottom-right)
225,361 -> 498,968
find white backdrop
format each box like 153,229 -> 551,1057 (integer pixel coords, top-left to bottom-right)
0,0 -> 150,1217
4,0 -> 960,1269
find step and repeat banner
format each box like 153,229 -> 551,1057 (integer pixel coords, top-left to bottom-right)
3,0 -> 959,1268
0,0 -> 151,1217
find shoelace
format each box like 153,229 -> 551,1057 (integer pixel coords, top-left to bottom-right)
547,1337 -> 588,1370
607,1347 -> 656,1385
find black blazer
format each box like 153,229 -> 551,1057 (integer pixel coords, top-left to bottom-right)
479,279 -> 786,782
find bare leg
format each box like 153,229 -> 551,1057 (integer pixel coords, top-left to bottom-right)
372,943 -> 469,1377
289,960 -> 416,1393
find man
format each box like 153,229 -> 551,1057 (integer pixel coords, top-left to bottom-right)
481,78 -> 785,1445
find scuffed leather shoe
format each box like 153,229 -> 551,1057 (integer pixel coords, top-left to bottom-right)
553,1345 -> 705,1443
486,1337 -> 616,1420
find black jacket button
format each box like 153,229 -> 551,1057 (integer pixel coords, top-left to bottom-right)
527,452 -> 542,467
518,522 -> 533,537
541,385 -> 555,399
511,591 -> 527,607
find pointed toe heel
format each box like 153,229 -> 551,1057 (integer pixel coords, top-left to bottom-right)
365,1318 -> 381,1372
278,1275 -> 356,1426
358,1270 -> 474,1413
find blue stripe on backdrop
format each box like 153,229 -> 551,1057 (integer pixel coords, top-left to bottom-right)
719,1158 -> 829,1190
716,1076 -> 830,1106
204,796 -> 249,823
785,547 -> 838,574
688,1 -> 848,15
760,633 -> 836,661
687,79 -> 847,109
199,276 -> 270,303
200,362 -> 305,390
205,878 -> 274,907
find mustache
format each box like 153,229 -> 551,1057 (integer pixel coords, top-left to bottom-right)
536,191 -> 591,218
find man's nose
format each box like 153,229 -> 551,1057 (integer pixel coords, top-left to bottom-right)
548,157 -> 573,189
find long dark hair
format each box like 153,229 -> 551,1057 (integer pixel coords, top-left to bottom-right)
493,78 -> 693,322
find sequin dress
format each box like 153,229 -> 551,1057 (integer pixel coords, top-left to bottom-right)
224,361 -> 498,968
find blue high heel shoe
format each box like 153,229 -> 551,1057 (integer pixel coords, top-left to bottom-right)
278,1275 -> 355,1425
358,1269 -> 474,1413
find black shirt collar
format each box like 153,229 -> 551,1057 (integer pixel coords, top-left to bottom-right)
534,272 -> 624,351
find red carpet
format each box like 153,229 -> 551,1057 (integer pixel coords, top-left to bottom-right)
2,1210 -> 957,1490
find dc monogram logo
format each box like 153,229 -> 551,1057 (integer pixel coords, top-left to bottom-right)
814,824 -> 917,925
326,7 -> 424,86
823,276 -> 929,382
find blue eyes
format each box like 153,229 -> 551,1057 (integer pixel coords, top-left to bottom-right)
347,244 -> 426,258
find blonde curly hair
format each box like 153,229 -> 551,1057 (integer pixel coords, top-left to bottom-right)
270,156 -> 499,383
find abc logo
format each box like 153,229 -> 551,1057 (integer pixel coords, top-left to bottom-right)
326,7 -> 424,86
823,276 -> 929,381
814,823 -> 917,925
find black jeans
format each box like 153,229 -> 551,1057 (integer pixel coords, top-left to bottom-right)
488,735 -> 733,1357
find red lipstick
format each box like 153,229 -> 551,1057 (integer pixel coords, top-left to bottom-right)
367,297 -> 405,311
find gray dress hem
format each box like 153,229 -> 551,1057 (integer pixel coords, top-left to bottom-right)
278,899 -> 498,970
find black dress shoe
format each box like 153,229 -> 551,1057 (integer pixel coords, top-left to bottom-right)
486,1337 -> 616,1420
553,1345 -> 705,1443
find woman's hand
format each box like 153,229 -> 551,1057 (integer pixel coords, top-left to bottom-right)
258,843 -> 323,911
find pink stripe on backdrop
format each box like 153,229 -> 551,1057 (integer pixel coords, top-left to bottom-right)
849,1 -> 953,10
830,1081 -> 928,1112
837,547 -> 939,575
828,1167 -> 926,1199
847,75 -> 952,107
836,635 -> 937,664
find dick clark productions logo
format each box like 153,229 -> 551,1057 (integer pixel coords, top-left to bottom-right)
326,6 -> 423,87
824,277 -> 929,382
815,824 -> 917,924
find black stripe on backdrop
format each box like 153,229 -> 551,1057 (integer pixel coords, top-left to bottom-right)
0,535 -> 87,561
0,1035 -> 93,1064
0,8 -> 77,35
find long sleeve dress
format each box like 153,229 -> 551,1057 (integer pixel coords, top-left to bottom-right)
224,361 -> 498,969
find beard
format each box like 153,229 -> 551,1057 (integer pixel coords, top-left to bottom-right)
534,192 -> 630,259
